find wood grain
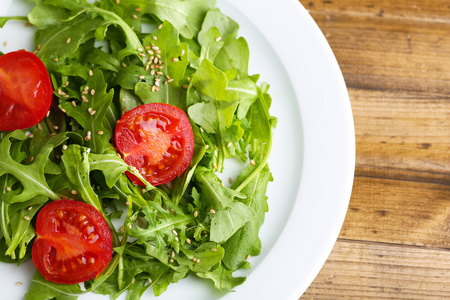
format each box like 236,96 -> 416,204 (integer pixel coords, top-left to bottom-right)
302,240 -> 450,299
299,0 -> 450,298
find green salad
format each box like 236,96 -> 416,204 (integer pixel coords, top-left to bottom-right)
0,0 -> 276,298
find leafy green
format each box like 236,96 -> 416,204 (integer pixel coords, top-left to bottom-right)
0,0 -> 276,298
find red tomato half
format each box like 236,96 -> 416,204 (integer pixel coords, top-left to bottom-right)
115,103 -> 194,186
32,200 -> 112,284
0,50 -> 53,131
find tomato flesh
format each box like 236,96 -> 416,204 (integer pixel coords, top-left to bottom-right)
0,50 -> 53,131
32,200 -> 112,284
115,103 -> 194,186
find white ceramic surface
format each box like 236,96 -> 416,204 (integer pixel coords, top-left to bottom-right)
0,0 -> 355,299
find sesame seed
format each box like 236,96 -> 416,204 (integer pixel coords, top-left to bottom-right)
150,69 -> 156,76
53,126 -> 59,130
23,216 -> 30,222
86,148 -> 91,153
71,190 -> 78,195
151,85 -> 156,92
60,107 -> 67,113
156,71 -> 163,75
139,75 -> 145,79
250,160 -> 256,166
196,259 -> 200,263
210,208 -> 216,214
229,177 -> 233,184
181,49 -> 185,56
164,81 -> 168,85
29,157 -> 35,162
47,110 -> 51,117
135,7 -> 141,12
172,230 -> 178,236
62,145 -> 68,150
174,236 -> 179,241
213,162 -> 218,169
148,278 -> 152,284
215,36 -> 222,42
28,206 -> 33,211
152,46 -> 159,50
137,47 -> 143,52
187,77 -> 191,82
186,238 -> 191,244
84,135 -> 91,141
200,127 -> 204,132
121,97 -> 125,102
154,57 -> 159,64
158,24 -> 163,30
82,96 -> 89,103
152,36 -> 157,40
97,131 -> 104,135
155,50 -> 161,54
220,182 -> 225,187
66,37 -> 71,44
88,69 -> 93,76
70,101 -> 76,107
205,145 -> 210,149
246,254 -> 251,260
155,81 -> 160,87
147,50 -> 154,55
115,0 -> 119,4
52,57 -> 58,62
138,52 -> 145,57
57,88 -> 62,95
171,251 -> 175,258
126,201 -> 132,206
194,211 -> 198,217
211,248 -> 217,252
132,14 -> 138,19
37,124 -> 42,130
5,186 -> 11,192
192,258 -> 197,262
3,41 -> 7,47
156,54 -> 162,59
172,57 -> 179,62
90,110 -> 96,115
182,84 -> 189,89
37,44 -> 41,50
167,78 -> 174,83
227,142 -> 232,148
122,62 -> 127,68
119,226 -> 124,233
169,258 -> 174,263
65,81 -> 70,87
15,282 -> 23,286
33,50 -> 39,54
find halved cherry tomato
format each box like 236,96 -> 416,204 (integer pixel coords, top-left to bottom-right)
115,103 -> 194,186
0,50 -> 53,131
32,199 -> 112,284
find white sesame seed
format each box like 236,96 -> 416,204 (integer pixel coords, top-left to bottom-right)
181,49 -> 185,56
5,186 -> 11,192
196,258 -> 200,263
53,126 -> 59,130
139,75 -> 145,79
132,14 -> 138,19
28,206 -> 33,211
167,78 -> 174,83
57,88 -> 62,95
220,182 -> 225,187
86,148 -> 91,153
227,142 -> 232,148
3,41 -> 7,47
66,37 -> 71,44
121,97 -> 125,102
82,96 -> 89,103
212,162 -> 217,169
172,230 -> 178,236
135,7 -> 141,12
88,69 -> 93,76
37,124 -> 42,130
169,258 -> 174,263
155,81 -> 160,87
192,257 -> 197,262
122,62 -> 127,68
246,254 -> 251,260
229,177 -> 233,184
97,131 -> 104,135
115,0 -> 119,4
210,208 -> 216,214
152,46 -> 159,50
138,52 -> 145,57
172,57 -> 179,62
211,248 -> 217,252
182,84 -> 189,89
158,24 -> 163,30
71,190 -> 78,195
52,57 -> 58,62
62,145 -> 68,150
215,36 -> 222,42
15,282 -> 23,286
174,236 -> 179,241
126,201 -> 132,206
60,107 -> 67,113
186,238 -> 191,244
152,36 -> 157,40
171,251 -> 175,258
71,101 -> 77,107
250,160 -> 256,166
194,211 -> 198,217
148,278 -> 152,284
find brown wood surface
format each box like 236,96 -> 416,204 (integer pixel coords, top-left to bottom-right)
300,0 -> 450,298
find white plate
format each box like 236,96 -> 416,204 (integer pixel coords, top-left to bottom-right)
0,0 -> 355,299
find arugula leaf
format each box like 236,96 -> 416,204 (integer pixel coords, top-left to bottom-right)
25,270 -> 88,300
196,261 -> 248,292
0,131 -> 60,203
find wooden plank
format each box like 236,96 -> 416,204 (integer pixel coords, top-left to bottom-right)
303,1 -> 450,94
301,240 -> 450,299
340,176 -> 450,248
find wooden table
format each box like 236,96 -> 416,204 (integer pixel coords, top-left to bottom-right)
300,0 -> 450,298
